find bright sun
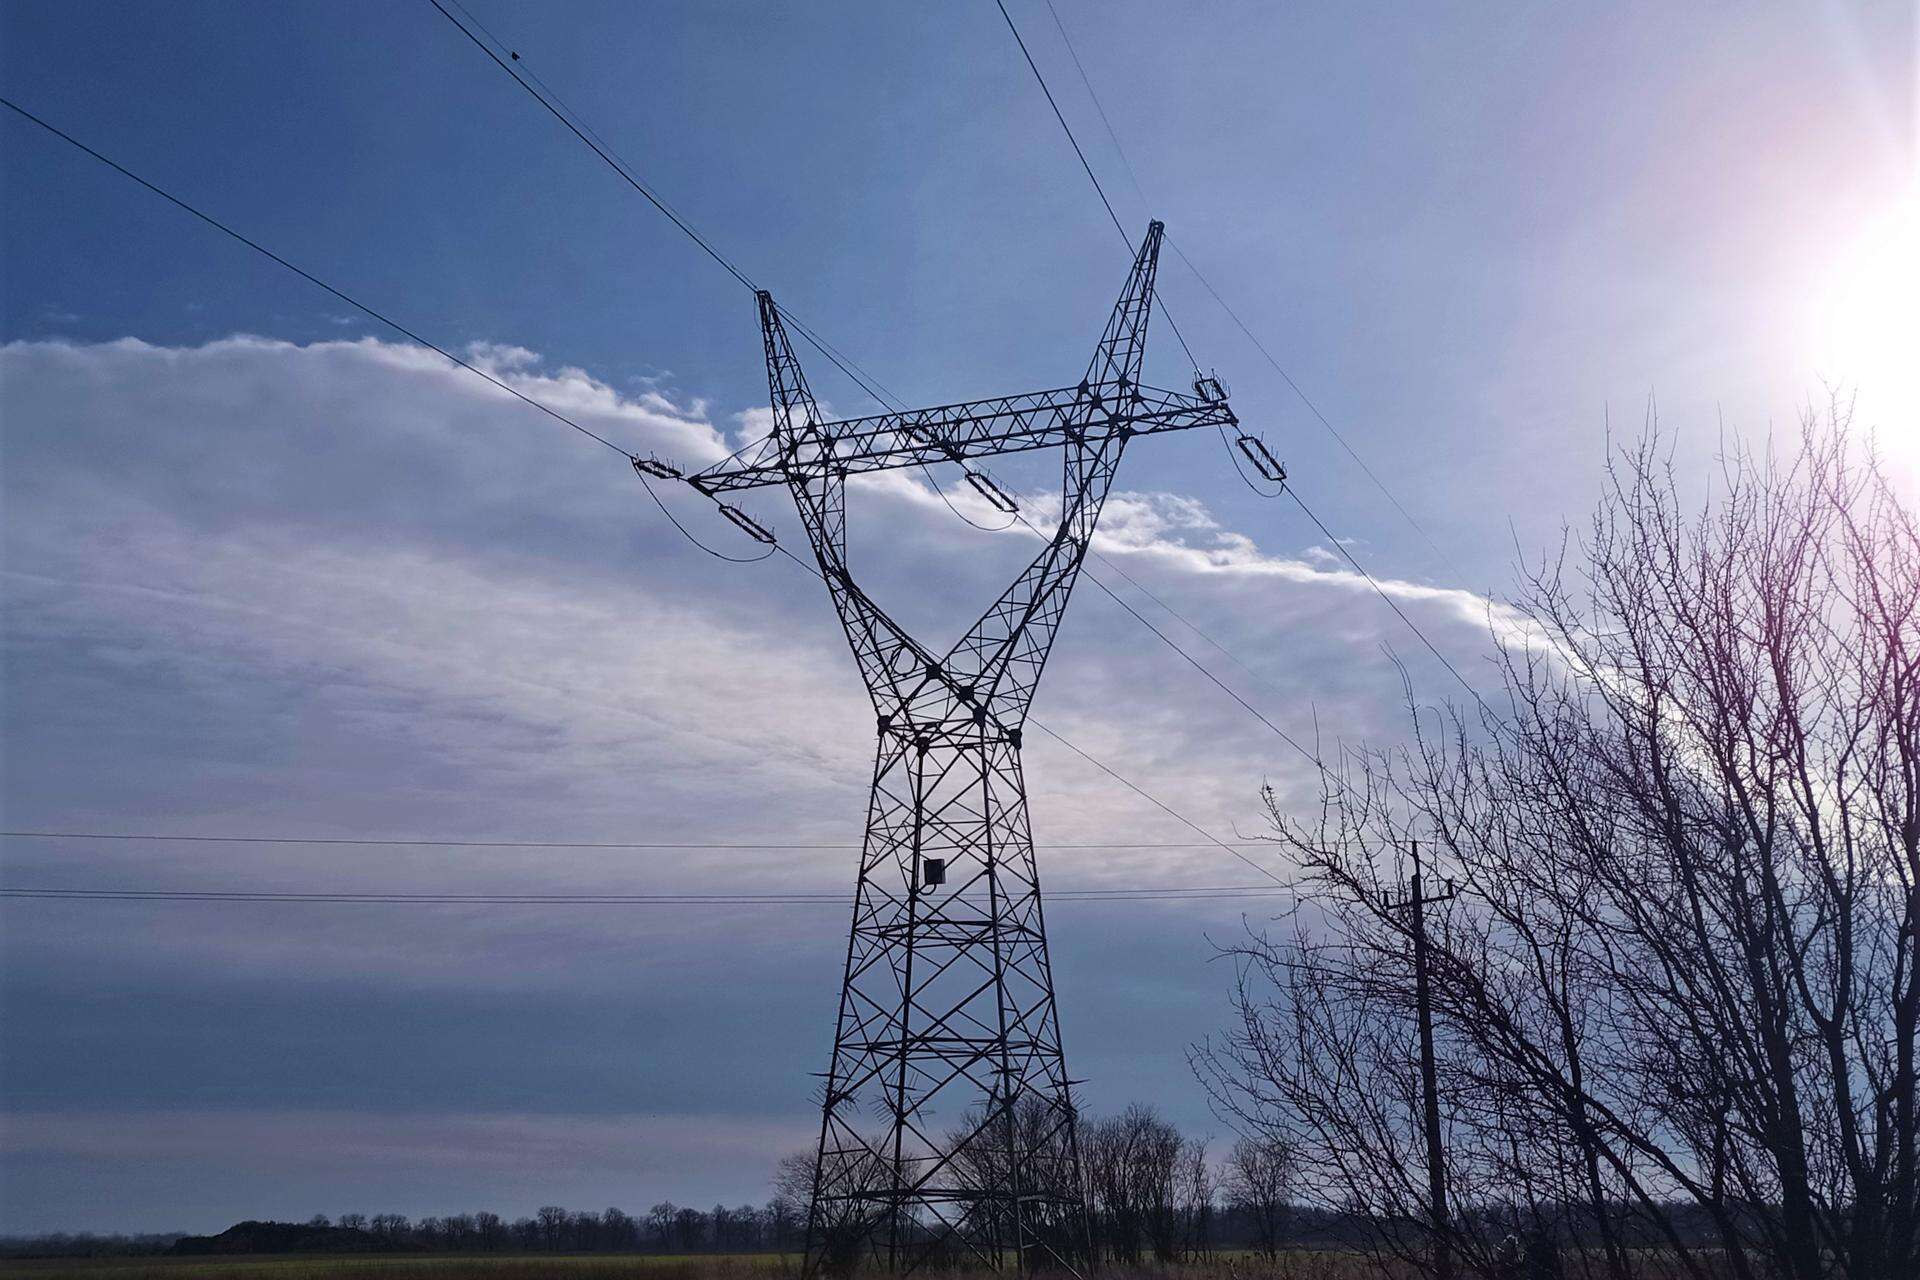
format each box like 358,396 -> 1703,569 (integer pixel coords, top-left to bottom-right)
1810,192 -> 1920,462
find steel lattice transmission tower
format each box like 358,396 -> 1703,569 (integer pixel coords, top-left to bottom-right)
690,222 -> 1238,1276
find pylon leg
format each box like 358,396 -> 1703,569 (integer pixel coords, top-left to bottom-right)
803,727 -> 1085,1276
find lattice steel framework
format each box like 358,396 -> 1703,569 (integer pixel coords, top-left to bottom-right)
690,222 -> 1237,1277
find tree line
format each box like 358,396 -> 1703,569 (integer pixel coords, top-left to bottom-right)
161,1201 -> 809,1257
3,1103 -> 1307,1261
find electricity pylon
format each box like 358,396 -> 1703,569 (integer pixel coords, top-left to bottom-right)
691,222 -> 1238,1276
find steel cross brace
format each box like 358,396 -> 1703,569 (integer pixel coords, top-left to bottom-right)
700,223 -> 1238,1277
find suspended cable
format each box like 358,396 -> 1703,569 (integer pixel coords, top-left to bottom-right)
1008,514 -> 1320,771
1016,0 -> 1468,581
6,63 -> 1308,895
994,1 -> 1491,709
1084,542 -> 1279,693
990,0 -> 1201,376
429,0 -> 895,418
993,0 -> 1124,240
1287,489 -> 1490,708
0,830 -> 1273,851
1027,720 -> 1290,889
2,885 -> 1295,907
427,1 -> 1026,538
0,91 -> 795,569
1040,0 -> 1151,211
0,94 -> 638,461
1166,235 -> 1469,583
633,467 -> 776,563
427,0 -> 758,294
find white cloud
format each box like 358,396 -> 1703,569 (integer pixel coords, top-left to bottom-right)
0,335 -> 1520,1030
0,333 -> 1529,1230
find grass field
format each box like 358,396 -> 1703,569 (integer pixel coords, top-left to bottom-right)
0,1255 -> 1398,1280
0,1254 -> 795,1280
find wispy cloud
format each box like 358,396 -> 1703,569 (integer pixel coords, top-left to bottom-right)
0,334 -> 1512,1229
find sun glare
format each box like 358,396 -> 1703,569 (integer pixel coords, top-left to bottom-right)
1810,191 -> 1920,465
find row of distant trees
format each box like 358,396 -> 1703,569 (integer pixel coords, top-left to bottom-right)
0,1103 -> 1299,1261
296,1200 -> 806,1254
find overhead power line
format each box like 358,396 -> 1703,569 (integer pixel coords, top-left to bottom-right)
993,0 -> 1126,244
989,0 -> 1205,374
424,0 -> 1353,778
1026,0 -> 1471,586
993,0 -> 1491,708
1026,517 -> 1323,768
2,884 -> 1294,907
426,0 -> 755,292
424,0 -> 905,418
424,0 -> 1030,542
0,91 -> 777,569
4,92 -> 1295,898
0,830 -> 1268,852
0,96 -> 632,460
1287,489 -> 1489,708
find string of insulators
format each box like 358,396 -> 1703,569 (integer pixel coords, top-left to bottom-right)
1236,435 -> 1287,486
964,470 -> 1020,514
631,455 -> 683,480
631,453 -> 780,551
718,504 -> 778,544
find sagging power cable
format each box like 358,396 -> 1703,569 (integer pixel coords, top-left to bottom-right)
426,0 -> 1336,745
7,92 -> 1297,891
1028,0 -> 1471,586
426,0 -> 1022,538
3,885 -> 1296,908
994,0 -> 1492,708
0,830 -> 1288,852
0,96 -> 630,460
0,93 -> 778,566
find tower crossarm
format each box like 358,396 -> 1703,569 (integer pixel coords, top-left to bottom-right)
687,383 -> 1235,496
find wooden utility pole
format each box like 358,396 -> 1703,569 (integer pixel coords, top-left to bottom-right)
1385,841 -> 1458,1280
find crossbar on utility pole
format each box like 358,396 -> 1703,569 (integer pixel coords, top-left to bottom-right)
1384,840 -> 1458,1280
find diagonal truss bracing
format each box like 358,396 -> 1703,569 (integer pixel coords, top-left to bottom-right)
692,223 -> 1237,1277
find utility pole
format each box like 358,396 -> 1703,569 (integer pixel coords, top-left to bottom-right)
688,222 -> 1242,1277
1384,840 -> 1458,1280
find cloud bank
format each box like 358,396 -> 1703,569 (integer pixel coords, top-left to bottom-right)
1,335 -> 1505,1232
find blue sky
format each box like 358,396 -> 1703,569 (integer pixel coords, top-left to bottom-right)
3,0 -> 1916,1235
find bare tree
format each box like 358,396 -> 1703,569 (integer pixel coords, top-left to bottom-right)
534,1206 -> 568,1252
773,1143 -> 892,1273
1082,1102 -> 1213,1265
646,1202 -> 678,1252
1197,414 -> 1920,1280
1223,1135 -> 1295,1257
765,1191 -> 804,1254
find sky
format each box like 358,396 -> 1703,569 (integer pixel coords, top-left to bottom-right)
2,0 -> 1917,1237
